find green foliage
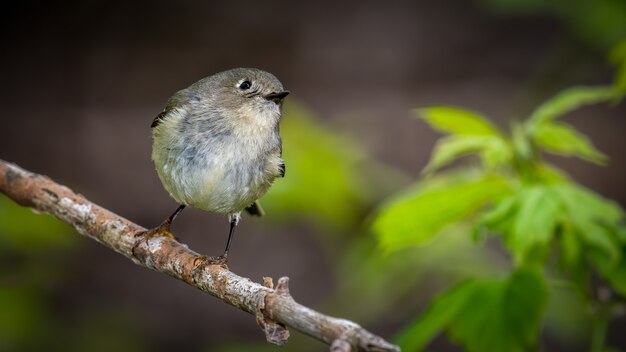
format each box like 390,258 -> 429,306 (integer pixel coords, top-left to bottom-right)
553,183 -> 624,262
416,107 -> 500,136
374,172 -> 510,252
532,122 -> 607,164
374,64 -> 625,350
422,135 -> 511,173
524,86 -> 616,166
476,182 -> 624,267
397,270 -> 546,352
508,186 -> 561,261
527,86 -> 616,126
416,107 -> 512,172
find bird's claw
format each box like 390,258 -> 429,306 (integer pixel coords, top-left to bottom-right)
145,228 -> 176,239
140,221 -> 178,240
193,255 -> 229,273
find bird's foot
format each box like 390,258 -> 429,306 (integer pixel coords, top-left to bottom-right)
140,221 -> 177,240
192,255 -> 229,273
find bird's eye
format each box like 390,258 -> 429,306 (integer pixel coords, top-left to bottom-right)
238,80 -> 252,90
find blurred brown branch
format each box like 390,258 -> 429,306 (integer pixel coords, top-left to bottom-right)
0,159 -> 399,352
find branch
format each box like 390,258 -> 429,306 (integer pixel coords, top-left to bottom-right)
0,159 -> 399,352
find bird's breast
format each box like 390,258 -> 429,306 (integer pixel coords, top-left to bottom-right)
153,107 -> 282,214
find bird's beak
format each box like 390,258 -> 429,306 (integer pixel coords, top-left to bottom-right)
263,91 -> 290,103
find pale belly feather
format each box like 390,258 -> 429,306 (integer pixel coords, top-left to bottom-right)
154,132 -> 281,214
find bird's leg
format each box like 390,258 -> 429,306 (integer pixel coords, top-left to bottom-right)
221,213 -> 240,260
143,204 -> 186,239
192,213 -> 241,269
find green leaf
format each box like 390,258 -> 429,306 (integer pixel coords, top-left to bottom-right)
553,184 -> 623,224
396,279 -> 479,351
460,270 -> 547,352
578,222 -> 619,262
423,135 -> 512,174
415,107 -> 500,136
480,135 -> 513,168
527,86 -> 616,126
552,183 -> 624,261
398,270 -> 547,352
423,136 -> 486,173
533,122 -> 608,164
373,173 -> 511,252
423,136 -> 485,173
478,196 -> 516,225
535,163 -> 571,183
507,186 -> 562,261
474,195 -> 517,239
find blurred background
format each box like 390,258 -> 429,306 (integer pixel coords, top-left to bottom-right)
1,1 -> 625,351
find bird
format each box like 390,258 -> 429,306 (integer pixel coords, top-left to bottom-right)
147,68 -> 289,264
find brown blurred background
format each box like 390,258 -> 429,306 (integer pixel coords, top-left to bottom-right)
1,1 -> 625,351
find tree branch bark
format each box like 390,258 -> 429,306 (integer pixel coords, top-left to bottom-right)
0,159 -> 399,352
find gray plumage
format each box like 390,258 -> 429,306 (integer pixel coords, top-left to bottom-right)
151,68 -> 288,226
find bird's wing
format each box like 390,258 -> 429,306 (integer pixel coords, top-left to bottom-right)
279,160 -> 285,177
277,132 -> 285,178
151,89 -> 190,128
245,200 -> 265,217
151,110 -> 169,128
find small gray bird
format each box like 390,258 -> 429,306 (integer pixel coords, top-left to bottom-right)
148,68 -> 289,263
